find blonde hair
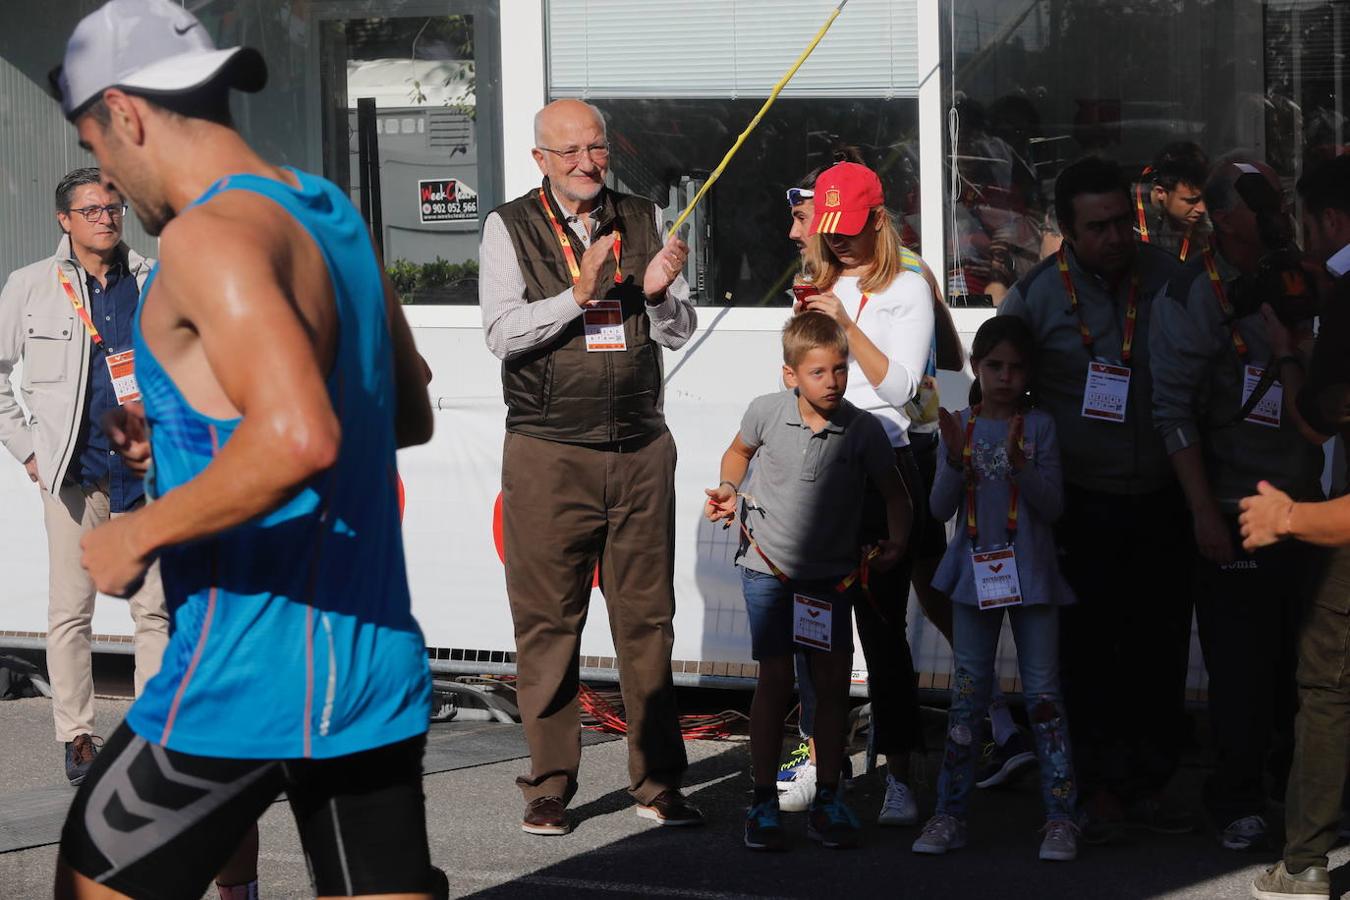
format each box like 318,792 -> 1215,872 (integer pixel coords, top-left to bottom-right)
782,311 -> 849,368
805,208 -> 906,295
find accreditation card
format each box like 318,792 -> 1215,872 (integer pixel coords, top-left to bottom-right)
582,300 -> 626,352
104,349 -> 140,405
972,546 -> 1023,610
793,593 -> 832,651
1081,361 -> 1130,422
1241,364 -> 1283,428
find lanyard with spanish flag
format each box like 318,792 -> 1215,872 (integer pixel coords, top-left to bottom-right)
962,407 -> 1020,546
856,293 -> 872,317
537,188 -> 622,286
56,268 -> 103,347
1056,246 -> 1138,365
1202,244 -> 1249,362
1137,172 -> 1194,261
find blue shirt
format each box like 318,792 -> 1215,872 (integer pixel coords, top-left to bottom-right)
126,169 -> 430,759
67,257 -> 144,512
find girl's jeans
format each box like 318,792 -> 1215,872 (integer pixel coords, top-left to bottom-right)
935,602 -> 1078,822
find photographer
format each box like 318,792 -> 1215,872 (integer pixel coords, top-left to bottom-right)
1243,153 -> 1350,900
1150,159 -> 1328,854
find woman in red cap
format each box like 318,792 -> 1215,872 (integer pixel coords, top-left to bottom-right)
801,160 -> 936,828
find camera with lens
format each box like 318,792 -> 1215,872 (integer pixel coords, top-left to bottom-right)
1227,170 -> 1320,326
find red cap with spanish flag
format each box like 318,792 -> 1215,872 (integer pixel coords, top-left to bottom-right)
809,162 -> 884,236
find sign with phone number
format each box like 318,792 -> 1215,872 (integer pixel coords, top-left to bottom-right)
419,178 -> 478,224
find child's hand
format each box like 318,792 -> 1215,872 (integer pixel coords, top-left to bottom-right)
704,484 -> 738,526
1007,414 -> 1027,472
866,538 -> 907,573
937,407 -> 965,466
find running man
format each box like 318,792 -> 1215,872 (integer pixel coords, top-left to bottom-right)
49,2 -> 436,898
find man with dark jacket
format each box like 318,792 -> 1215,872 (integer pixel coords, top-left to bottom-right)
0,167 -> 167,785
479,99 -> 701,836
1152,159 -> 1329,853
999,156 -> 1190,841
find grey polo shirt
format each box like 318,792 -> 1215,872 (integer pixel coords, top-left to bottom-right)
737,390 -> 897,582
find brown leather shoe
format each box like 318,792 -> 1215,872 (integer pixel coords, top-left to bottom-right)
636,790 -> 705,826
64,733 -> 101,786
522,796 -> 572,835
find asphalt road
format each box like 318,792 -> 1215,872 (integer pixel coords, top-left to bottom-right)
1,656 -> 1348,899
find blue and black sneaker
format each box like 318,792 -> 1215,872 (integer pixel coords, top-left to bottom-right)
808,786 -> 861,849
745,798 -> 787,851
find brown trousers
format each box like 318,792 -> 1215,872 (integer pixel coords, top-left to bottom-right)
502,429 -> 687,805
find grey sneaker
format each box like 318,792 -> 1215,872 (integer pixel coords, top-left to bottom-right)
877,773 -> 919,826
912,814 -> 967,855
1221,814 -> 1267,851
1250,862 -> 1330,899
1039,819 -> 1080,861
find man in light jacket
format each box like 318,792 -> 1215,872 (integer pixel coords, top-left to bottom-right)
0,167 -> 168,784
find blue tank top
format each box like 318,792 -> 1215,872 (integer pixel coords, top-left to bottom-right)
126,169 -> 431,759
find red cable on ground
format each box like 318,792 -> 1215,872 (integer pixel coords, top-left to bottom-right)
469,674 -> 747,741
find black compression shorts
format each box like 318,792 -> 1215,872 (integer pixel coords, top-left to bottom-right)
59,722 -> 432,899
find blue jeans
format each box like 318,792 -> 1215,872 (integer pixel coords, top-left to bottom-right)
935,603 -> 1078,822
740,568 -> 855,660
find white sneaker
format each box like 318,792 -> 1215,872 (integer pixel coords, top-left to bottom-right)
1039,819 -> 1080,861
778,763 -> 817,813
912,814 -> 966,854
878,773 -> 919,826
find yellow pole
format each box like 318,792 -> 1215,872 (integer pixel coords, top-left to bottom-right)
666,0 -> 851,238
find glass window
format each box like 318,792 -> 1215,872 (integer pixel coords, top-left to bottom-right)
941,0 -> 1349,307
584,98 -> 921,307
548,0 -> 923,307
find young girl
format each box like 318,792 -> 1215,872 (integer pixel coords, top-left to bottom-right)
912,315 -> 1081,861
799,161 -> 935,824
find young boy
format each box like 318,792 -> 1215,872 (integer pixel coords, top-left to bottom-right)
705,312 -> 912,850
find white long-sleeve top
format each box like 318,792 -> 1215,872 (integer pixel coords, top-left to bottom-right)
832,271 -> 935,447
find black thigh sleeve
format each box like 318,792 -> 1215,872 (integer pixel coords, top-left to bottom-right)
60,722 -> 282,900
286,734 -> 432,897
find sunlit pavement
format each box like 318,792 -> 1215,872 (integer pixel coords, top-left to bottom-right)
1,658 -> 1347,899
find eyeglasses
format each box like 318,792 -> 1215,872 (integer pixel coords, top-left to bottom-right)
537,143 -> 611,166
786,188 -> 814,207
67,204 -> 127,223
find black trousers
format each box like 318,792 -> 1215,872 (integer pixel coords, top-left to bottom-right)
1195,515 -> 1324,825
855,445 -> 927,758
1056,484 -> 1195,802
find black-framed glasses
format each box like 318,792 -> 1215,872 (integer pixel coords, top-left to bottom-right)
537,143 -> 611,166
67,204 -> 127,223
786,188 -> 814,207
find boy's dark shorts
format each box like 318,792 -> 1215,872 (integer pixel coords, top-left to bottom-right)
740,567 -> 856,660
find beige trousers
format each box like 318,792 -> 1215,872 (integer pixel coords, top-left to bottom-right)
41,481 -> 170,742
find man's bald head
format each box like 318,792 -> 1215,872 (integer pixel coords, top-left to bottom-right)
531,99 -> 610,209
534,99 -> 606,148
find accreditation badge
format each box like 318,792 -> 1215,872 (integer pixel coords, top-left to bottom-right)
104,349 -> 140,405
582,300 -> 626,352
793,593 -> 832,651
1081,360 -> 1130,422
972,546 -> 1023,610
1241,364 -> 1283,428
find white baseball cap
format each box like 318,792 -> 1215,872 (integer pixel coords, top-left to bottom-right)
50,0 -> 266,121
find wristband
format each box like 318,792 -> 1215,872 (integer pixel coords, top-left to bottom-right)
719,480 -> 738,493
